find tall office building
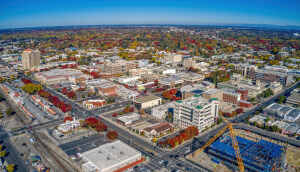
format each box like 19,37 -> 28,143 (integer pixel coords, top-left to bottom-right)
173,96 -> 219,131
22,49 -> 41,70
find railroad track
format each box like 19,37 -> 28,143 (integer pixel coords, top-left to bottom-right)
33,133 -> 70,172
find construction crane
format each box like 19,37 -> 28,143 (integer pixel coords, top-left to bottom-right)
192,113 -> 244,172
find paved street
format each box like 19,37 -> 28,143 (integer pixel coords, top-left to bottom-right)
2,57 -> 300,172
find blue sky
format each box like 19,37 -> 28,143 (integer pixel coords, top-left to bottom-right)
0,0 -> 300,29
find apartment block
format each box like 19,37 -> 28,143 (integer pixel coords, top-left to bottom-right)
164,53 -> 183,63
22,49 -> 41,70
183,58 -> 196,68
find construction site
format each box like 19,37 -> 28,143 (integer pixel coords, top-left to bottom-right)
207,134 -> 287,172
188,112 -> 291,172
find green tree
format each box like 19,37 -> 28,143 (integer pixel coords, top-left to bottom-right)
217,118 -> 223,124
277,96 -> 286,104
88,93 -> 91,97
0,150 -> 6,157
265,125 -> 269,130
255,111 -> 260,115
82,94 -> 85,98
265,117 -> 270,123
260,124 -> 264,129
0,94 -> 3,101
250,97 -> 255,102
6,108 -> 14,116
6,164 -> 14,172
253,121 -> 258,127
271,125 -> 279,132
107,96 -> 115,103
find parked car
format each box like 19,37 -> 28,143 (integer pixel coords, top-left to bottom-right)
159,160 -> 164,164
176,163 -> 183,167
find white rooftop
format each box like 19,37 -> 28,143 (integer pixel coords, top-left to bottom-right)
82,140 -> 141,171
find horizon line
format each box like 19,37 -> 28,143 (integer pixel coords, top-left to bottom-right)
1,23 -> 300,31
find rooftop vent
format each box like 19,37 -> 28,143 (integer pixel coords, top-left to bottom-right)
98,151 -> 102,154
120,151 -> 124,155
111,146 -> 114,149
107,157 -> 110,160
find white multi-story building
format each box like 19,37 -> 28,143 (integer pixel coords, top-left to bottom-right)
164,53 -> 182,63
151,102 -> 176,119
183,58 -> 196,68
138,59 -> 149,67
173,96 -> 219,132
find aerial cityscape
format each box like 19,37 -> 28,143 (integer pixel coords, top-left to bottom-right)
0,0 -> 300,172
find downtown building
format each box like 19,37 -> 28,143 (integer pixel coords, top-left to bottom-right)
250,66 -> 293,87
21,49 -> 41,70
173,96 -> 219,132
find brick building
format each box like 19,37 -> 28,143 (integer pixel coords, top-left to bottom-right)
98,84 -> 118,96
222,88 -> 241,104
237,100 -> 252,108
236,89 -> 248,101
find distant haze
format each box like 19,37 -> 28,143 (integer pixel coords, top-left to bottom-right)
1,0 -> 300,29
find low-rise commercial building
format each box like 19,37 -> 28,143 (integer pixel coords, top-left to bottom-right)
69,74 -> 93,84
117,113 -> 140,126
98,84 -> 118,96
158,76 -> 184,89
153,67 -> 176,75
265,103 -> 300,122
116,86 -> 139,100
286,89 -> 300,107
34,69 -> 83,85
151,102 -> 176,119
202,89 -> 224,101
58,119 -> 81,133
129,68 -> 153,76
133,95 -> 162,110
177,73 -> 205,84
237,100 -> 252,108
0,66 -> 18,79
83,99 -> 106,109
81,140 -> 142,172
141,74 -> 166,83
143,122 -> 172,138
173,96 -> 219,131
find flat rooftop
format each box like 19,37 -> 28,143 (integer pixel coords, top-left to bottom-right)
203,89 -> 223,95
176,96 -> 212,109
134,95 -> 161,103
82,140 -> 141,171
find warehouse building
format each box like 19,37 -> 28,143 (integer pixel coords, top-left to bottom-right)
265,103 -> 300,122
133,95 -> 162,110
81,140 -> 142,172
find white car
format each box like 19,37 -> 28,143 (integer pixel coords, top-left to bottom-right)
125,169 -> 132,172
159,160 -> 164,164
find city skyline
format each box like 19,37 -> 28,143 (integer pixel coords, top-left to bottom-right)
1,0 -> 300,29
